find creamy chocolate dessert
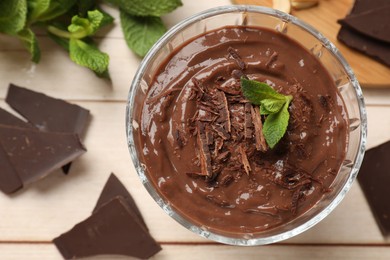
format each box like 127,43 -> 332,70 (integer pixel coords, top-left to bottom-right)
136,26 -> 348,235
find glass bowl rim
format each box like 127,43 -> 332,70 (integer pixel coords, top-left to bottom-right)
126,5 -> 367,246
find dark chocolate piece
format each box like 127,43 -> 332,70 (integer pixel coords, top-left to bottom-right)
6,84 -> 90,135
339,6 -> 390,43
0,107 -> 32,128
358,141 -> 390,237
337,27 -> 390,67
0,124 -> 86,186
337,0 -> 390,67
6,84 -> 90,174
53,197 -> 161,259
0,145 -> 23,194
93,173 -> 147,229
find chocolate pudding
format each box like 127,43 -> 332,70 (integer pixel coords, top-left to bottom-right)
136,26 -> 348,235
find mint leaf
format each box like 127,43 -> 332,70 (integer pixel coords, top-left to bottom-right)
105,0 -> 182,17
17,28 -> 41,63
260,98 -> 286,115
241,77 -> 293,149
263,100 -> 291,149
241,77 -> 286,105
69,38 -> 109,76
0,0 -> 27,35
27,0 -> 50,22
68,10 -> 105,37
120,10 -> 166,57
29,0 -> 76,22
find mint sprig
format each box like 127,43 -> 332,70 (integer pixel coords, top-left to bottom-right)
241,77 -> 293,149
47,9 -> 111,77
0,0 -> 182,78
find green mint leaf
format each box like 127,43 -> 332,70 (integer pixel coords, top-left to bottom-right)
17,28 -> 41,63
30,0 -> 77,22
260,98 -> 286,115
241,78 -> 293,149
27,0 -> 50,22
241,77 -> 286,105
0,0 -> 27,35
105,0 -> 182,17
69,38 -> 109,77
263,99 -> 291,149
68,10 -> 106,38
120,10 -> 166,57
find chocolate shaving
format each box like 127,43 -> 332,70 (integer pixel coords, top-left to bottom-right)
213,90 -> 231,133
215,151 -> 231,163
251,106 -> 268,151
265,51 -> 279,68
244,103 -> 253,139
197,122 -> 213,178
228,47 -> 246,70
239,145 -> 251,175
219,173 -> 234,187
231,69 -> 245,79
212,124 -> 230,140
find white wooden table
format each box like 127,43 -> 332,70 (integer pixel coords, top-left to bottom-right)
1,1 -> 390,259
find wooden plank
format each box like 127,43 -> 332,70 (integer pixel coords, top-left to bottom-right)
1,243 -> 390,260
0,102 -> 387,244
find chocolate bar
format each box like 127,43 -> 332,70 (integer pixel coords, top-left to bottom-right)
358,141 -> 390,236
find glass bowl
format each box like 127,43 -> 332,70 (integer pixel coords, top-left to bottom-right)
126,5 -> 367,245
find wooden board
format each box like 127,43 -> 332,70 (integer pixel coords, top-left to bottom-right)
233,0 -> 390,86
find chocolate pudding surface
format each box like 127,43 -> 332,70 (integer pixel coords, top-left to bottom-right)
136,26 -> 348,235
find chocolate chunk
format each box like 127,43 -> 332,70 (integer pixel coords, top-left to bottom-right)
0,107 -> 32,128
6,84 -> 90,135
93,173 -> 147,229
251,106 -> 267,152
339,6 -> 390,43
6,84 -> 90,174
53,197 -> 161,259
0,125 -> 86,188
228,47 -> 246,70
358,141 -> 390,237
337,0 -> 390,66
197,122 -> 213,178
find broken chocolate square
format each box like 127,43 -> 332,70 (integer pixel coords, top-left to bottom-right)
6,84 -> 90,174
53,197 -> 161,259
6,84 -> 90,135
337,0 -> 390,66
0,124 -> 86,191
358,141 -> 390,237
93,173 -> 147,229
338,6 -> 390,43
